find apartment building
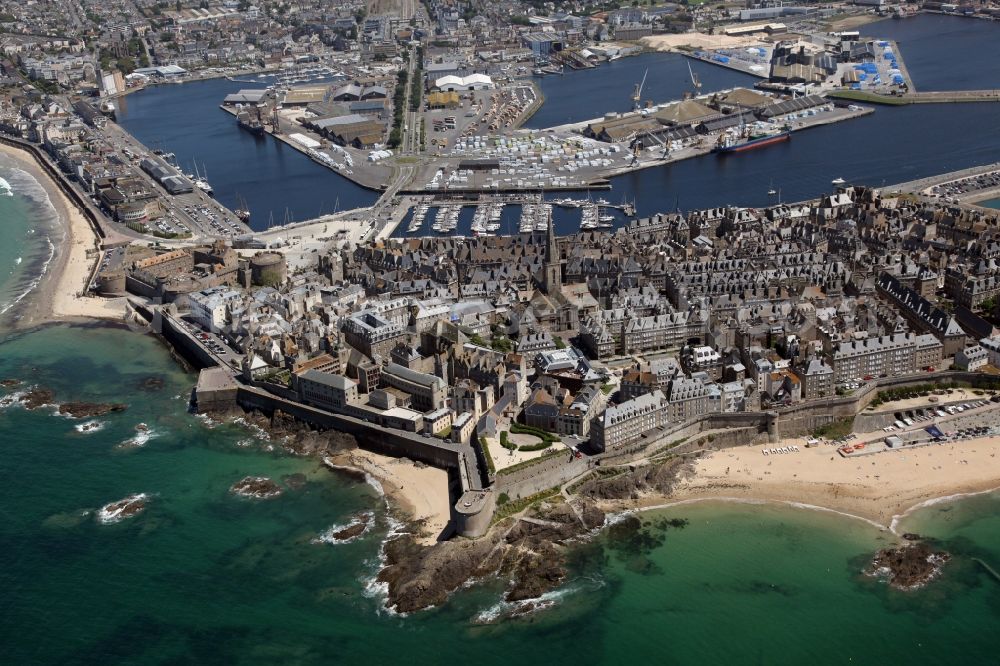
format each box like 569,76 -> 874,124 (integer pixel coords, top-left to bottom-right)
590,390 -> 668,452
831,333 -> 920,383
341,309 -> 405,359
665,377 -> 710,423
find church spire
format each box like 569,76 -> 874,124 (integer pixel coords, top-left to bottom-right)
543,209 -> 561,294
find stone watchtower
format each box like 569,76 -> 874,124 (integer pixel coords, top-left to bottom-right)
543,213 -> 562,295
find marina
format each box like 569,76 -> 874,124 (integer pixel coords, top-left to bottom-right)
111,18 -> 1000,238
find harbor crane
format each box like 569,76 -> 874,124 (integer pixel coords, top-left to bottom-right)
630,129 -> 669,165
687,61 -> 702,94
632,68 -> 648,111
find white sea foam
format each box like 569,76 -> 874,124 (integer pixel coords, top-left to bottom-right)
0,389 -> 27,409
364,472 -> 386,499
0,235 -> 55,317
14,256 -> 21,265
75,419 -> 105,434
233,416 -> 270,440
97,493 -> 149,524
474,583 -> 583,624
0,166 -> 63,317
629,496 -> 890,532
889,486 -> 1000,534
360,515 -> 410,615
194,413 -> 218,428
118,426 -> 158,449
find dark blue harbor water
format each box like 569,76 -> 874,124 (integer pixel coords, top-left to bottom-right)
863,15 -> 1000,91
117,16 -> 999,232
115,77 -> 379,230
522,51 -> 758,129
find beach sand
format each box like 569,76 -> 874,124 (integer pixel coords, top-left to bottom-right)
343,450 -> 452,546
641,437 -> 1000,530
0,143 -> 125,325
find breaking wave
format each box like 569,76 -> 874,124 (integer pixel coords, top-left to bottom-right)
0,165 -> 64,318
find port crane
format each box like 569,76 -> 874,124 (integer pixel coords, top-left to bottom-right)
630,129 -> 670,165
632,68 -> 648,111
687,61 -> 702,94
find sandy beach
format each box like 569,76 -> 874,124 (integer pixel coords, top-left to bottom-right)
0,143 -> 125,325
634,437 -> 1000,531
337,450 -> 452,546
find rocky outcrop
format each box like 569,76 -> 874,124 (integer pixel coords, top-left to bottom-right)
576,457 -> 695,500
380,531 -> 505,613
230,476 -> 282,499
58,402 -> 127,418
379,499 -> 607,614
0,379 -> 21,388
20,388 -> 54,410
868,541 -> 950,590
241,409 -> 358,457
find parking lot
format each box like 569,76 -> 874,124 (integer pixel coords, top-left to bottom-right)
180,317 -> 243,369
927,168 -> 1000,201
839,396 -> 1000,457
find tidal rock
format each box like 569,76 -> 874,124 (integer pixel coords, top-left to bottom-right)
20,388 -> 55,410
97,494 -> 148,524
138,376 -> 165,391
0,378 -> 21,388
314,513 -> 373,545
281,472 -> 308,490
230,476 -> 282,499
58,402 -> 127,418
333,522 -> 367,541
868,542 -> 950,590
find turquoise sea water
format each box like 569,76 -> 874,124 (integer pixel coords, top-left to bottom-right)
3,172 -> 1000,664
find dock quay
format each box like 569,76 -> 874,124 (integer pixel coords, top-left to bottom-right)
828,89 -> 1000,105
682,50 -> 769,80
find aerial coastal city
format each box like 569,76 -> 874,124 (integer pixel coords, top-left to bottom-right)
3,0 -> 1000,659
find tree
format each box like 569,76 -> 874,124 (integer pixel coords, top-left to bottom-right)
175,0 -> 182,11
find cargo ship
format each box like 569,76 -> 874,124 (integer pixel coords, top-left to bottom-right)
712,130 -> 790,154
237,110 -> 265,136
